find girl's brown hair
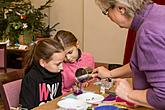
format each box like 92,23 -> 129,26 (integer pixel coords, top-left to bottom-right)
54,30 -> 77,49
24,38 -> 64,73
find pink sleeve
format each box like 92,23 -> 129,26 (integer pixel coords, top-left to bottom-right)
84,52 -> 95,69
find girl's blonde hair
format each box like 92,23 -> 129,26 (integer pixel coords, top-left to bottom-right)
95,0 -> 153,17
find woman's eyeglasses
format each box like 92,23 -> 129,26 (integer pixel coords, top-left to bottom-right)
102,8 -> 109,15
102,5 -> 114,15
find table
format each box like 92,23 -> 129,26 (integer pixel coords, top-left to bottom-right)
33,80 -> 153,110
0,69 -> 23,84
7,47 -> 29,69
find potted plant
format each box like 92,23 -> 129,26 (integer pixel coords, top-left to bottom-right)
0,0 -> 58,45
38,22 -> 60,38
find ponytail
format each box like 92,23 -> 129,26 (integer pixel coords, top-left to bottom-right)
23,42 -> 37,74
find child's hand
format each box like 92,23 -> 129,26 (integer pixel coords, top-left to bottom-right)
70,85 -> 76,92
71,82 -> 82,92
69,87 -> 74,92
82,82 -> 89,87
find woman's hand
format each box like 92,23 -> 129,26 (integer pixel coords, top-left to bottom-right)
92,66 -> 111,79
115,78 -> 133,102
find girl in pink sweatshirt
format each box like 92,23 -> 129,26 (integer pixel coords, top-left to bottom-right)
54,30 -> 95,94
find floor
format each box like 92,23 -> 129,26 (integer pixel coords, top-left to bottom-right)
0,69 -> 24,110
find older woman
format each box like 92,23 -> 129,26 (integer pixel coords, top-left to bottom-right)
93,0 -> 165,109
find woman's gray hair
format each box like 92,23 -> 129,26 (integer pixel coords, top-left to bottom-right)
95,0 -> 153,17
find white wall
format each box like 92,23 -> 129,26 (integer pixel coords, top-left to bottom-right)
49,0 -> 84,48
84,0 -> 128,64
31,0 -> 128,64
31,0 -> 83,44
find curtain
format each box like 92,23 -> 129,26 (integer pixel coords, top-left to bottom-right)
123,0 -> 165,64
154,0 -> 165,4
123,29 -> 136,64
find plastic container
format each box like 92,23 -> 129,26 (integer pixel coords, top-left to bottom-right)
94,105 -> 121,110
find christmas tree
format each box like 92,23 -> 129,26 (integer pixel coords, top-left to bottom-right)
0,0 -> 57,44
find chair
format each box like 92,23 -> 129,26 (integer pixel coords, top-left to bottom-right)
0,79 -> 22,110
